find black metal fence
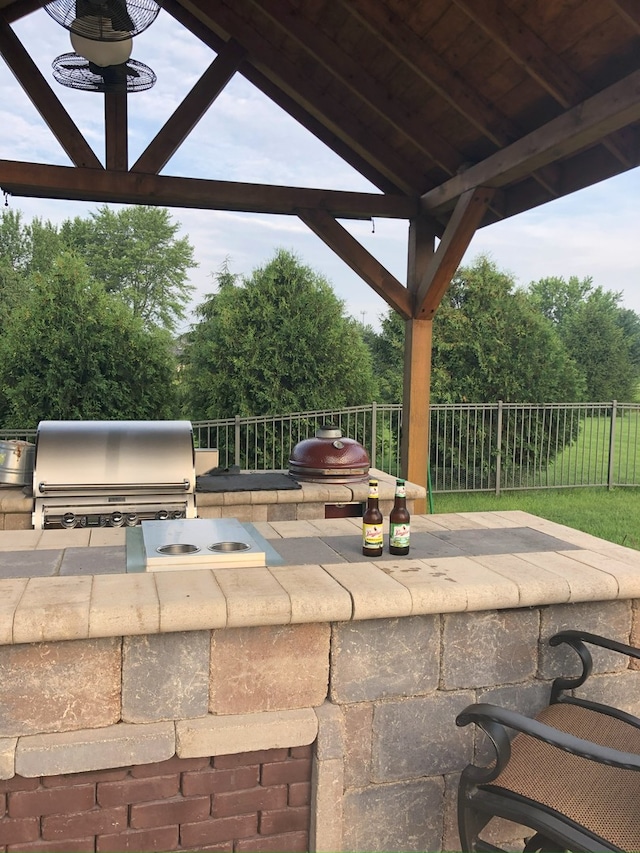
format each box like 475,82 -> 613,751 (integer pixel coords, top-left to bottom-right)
4,401 -> 639,492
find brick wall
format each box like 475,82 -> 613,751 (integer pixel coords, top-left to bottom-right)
0,747 -> 312,853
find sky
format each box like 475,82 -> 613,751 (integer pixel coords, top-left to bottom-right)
2,6 -> 640,333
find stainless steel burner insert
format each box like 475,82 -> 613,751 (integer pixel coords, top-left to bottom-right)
141,518 -> 266,571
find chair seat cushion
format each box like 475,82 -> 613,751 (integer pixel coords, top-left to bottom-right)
486,703 -> 640,851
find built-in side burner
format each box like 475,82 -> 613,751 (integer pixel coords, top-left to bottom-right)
141,518 -> 266,571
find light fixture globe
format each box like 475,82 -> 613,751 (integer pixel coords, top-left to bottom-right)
44,0 -> 160,41
71,27 -> 132,65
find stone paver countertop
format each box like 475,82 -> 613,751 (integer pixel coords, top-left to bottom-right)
0,511 -> 638,645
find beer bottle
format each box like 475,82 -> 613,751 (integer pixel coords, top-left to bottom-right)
362,478 -> 383,557
389,478 -> 410,555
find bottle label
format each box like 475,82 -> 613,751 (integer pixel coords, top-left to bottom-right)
390,522 -> 410,548
363,523 -> 383,548
395,482 -> 406,499
368,482 -> 379,499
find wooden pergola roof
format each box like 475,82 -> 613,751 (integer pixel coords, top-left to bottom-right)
2,0 -> 640,506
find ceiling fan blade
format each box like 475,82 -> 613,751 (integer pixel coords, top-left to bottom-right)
75,0 -> 135,33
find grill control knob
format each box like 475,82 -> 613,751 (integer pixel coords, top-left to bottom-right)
125,513 -> 138,527
110,511 -> 124,527
171,510 -> 184,519
156,510 -> 169,520
61,512 -> 77,529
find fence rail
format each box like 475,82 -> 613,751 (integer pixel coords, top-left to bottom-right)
4,402 -> 639,492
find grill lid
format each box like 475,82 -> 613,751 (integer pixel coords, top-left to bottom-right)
34,420 -> 195,496
288,423 -> 370,483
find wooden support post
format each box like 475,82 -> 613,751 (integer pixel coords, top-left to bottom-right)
105,91 -> 128,172
402,317 -> 433,513
401,217 -> 437,513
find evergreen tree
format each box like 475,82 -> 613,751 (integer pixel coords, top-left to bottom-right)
181,250 -> 375,418
0,253 -> 178,427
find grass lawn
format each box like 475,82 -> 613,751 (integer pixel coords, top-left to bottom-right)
431,487 -> 640,551
541,409 -> 640,487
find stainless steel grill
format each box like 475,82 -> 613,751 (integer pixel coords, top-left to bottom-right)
32,420 -> 196,529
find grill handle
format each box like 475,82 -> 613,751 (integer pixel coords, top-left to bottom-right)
38,480 -> 191,495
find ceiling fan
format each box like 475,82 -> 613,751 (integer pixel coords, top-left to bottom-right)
52,51 -> 156,93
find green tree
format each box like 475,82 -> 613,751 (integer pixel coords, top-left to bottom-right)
363,311 -> 405,404
60,205 -> 197,331
367,255 -> 583,404
434,256 -> 584,403
181,250 -> 375,419
528,275 -> 638,401
0,253 -> 179,427
0,211 -> 64,327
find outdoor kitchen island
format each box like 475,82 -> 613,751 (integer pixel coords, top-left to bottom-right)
0,511 -> 639,852
0,468 -> 425,530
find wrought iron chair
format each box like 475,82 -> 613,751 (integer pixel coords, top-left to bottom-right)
456,630 -> 640,852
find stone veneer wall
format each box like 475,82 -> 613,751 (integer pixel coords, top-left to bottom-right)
1,601 -> 640,852
0,748 -> 311,853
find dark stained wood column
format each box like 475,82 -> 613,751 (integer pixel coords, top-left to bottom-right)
105,91 -> 128,171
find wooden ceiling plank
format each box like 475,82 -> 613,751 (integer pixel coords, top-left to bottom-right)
416,186 -> 495,317
348,0 -> 518,147
608,0 -> 640,34
422,68 -> 640,216
132,39 -> 246,175
0,158 -> 419,218
250,0 -> 463,175
347,0 -> 562,202
452,0 -> 632,167
182,0 -> 423,194
160,0 -> 401,194
451,0 -> 590,107
297,207 -> 413,318
0,15 -> 102,169
105,92 -> 128,172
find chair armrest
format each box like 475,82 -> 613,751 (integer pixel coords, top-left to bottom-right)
551,630 -> 640,660
456,702 -> 640,774
549,630 -> 640,702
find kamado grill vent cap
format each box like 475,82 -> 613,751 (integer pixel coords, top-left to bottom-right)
288,423 -> 370,484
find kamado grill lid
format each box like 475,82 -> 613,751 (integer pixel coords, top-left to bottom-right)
288,423 -> 370,483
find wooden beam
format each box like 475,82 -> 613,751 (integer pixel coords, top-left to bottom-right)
160,0 -> 402,195
105,92 -> 128,172
417,187 -> 495,317
1,0 -> 46,24
132,40 -> 246,175
0,16 -> 103,170
421,68 -> 640,216
183,0 -> 422,194
251,0 -> 463,176
297,208 -> 413,318
0,159 -> 420,218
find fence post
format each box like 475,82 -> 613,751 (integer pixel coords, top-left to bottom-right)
607,400 -> 617,490
371,401 -> 377,470
235,415 -> 241,468
496,400 -> 503,496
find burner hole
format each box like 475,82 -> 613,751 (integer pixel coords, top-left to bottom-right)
208,541 -> 251,552
157,543 -> 200,555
